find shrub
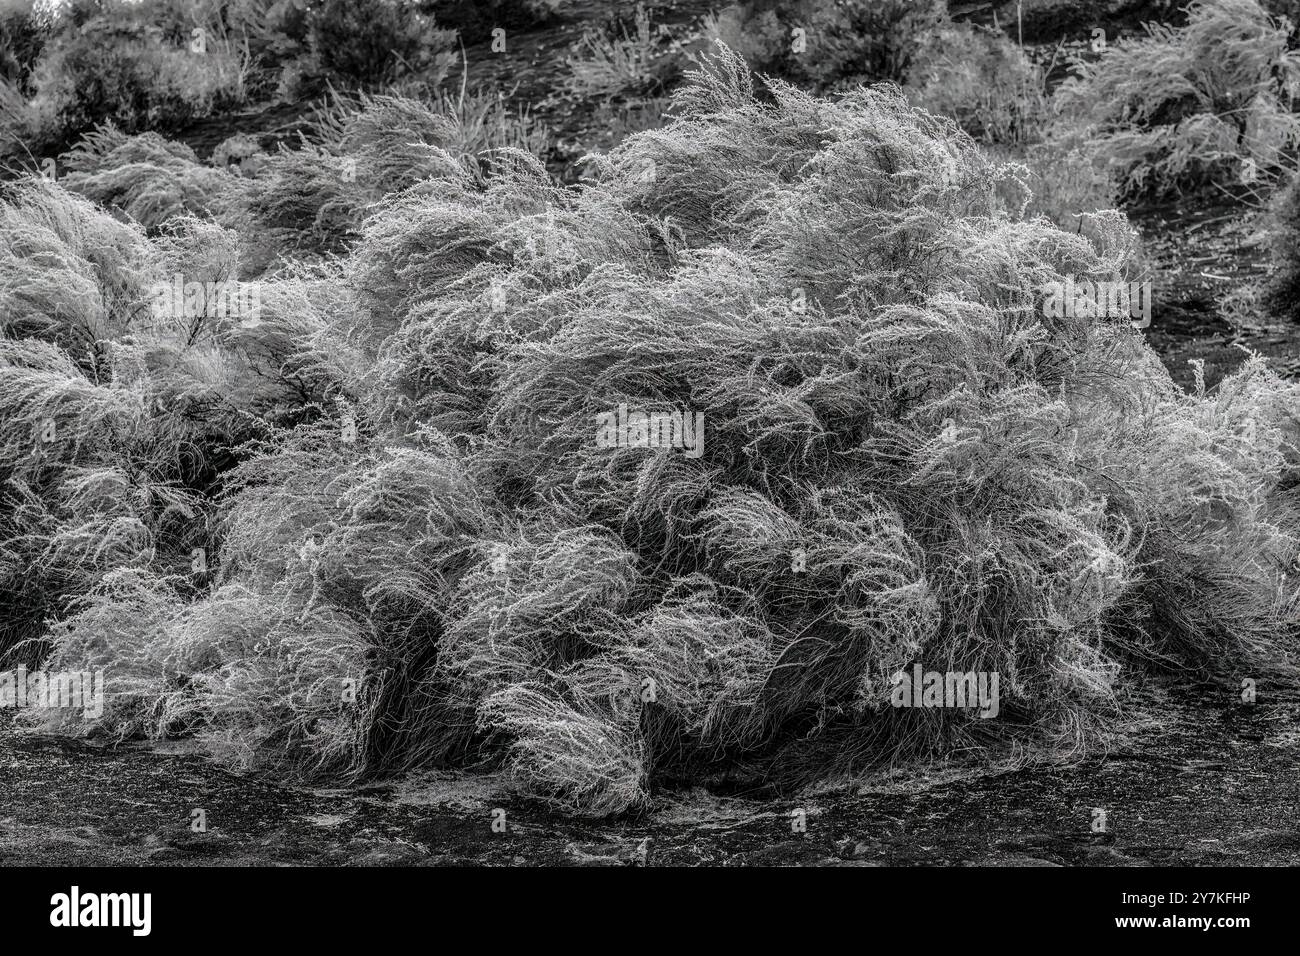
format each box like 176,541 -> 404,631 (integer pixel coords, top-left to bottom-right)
0,236 -> 213,660
316,85 -> 552,162
38,570 -> 381,773
0,72 -> 55,165
987,136 -> 1122,236
244,89 -> 550,258
19,48 -> 1300,816
1052,0 -> 1300,198
699,0 -> 947,88
0,0 -> 53,90
226,0 -> 313,86
0,178 -> 334,660
566,3 -> 678,101
58,125 -> 245,231
305,0 -> 457,85
19,0 -> 248,151
0,177 -> 154,347
209,132 -> 265,174
1264,0 -> 1300,26
905,22 -> 1048,146
477,683 -> 648,815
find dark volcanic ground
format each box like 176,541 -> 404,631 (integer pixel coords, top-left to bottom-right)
1134,198 -> 1300,391
2,683 -> 1297,866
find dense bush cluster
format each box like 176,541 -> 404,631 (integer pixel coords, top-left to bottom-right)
0,0 -> 464,164
3,0 -> 1300,818
303,0 -> 457,88
5,45 -> 1298,815
44,89 -> 551,274
1053,0 -> 1300,198
904,21 -> 1046,147
700,0 -> 947,88
57,124 -> 244,230
0,0 -> 253,158
0,0 -> 52,89
566,3 -> 680,101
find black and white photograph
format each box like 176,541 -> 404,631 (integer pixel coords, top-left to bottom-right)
0,0 -> 1293,937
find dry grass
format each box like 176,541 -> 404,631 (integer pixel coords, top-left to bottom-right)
5,42 -> 1298,816
1052,0 -> 1300,197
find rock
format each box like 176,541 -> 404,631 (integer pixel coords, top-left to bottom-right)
1085,846 -> 1148,866
743,839 -> 823,866
1180,837 -> 1227,861
160,827 -> 231,855
1233,829 -> 1300,853
1177,759 -> 1226,772
980,855 -> 1063,867
566,850 -> 624,866
565,837 -> 651,866
319,835 -> 429,865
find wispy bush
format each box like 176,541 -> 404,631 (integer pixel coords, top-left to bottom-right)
905,22 -> 1048,146
477,682 -> 647,815
0,0 -> 53,90
304,0 -> 457,86
38,569 -> 380,773
1052,0 -> 1300,198
700,0 -> 946,88
20,0 -> 249,147
0,319 -> 208,663
985,135 -> 1123,239
566,3 -> 678,101
244,88 -> 550,258
57,125 -> 244,231
314,85 -> 552,166
0,177 -> 154,347
0,178 -> 331,659
19,47 -> 1300,815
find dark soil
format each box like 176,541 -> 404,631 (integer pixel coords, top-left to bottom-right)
968,0 -> 1188,44
173,0 -> 718,178
3,683 -> 1297,866
1131,197 -> 1300,390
